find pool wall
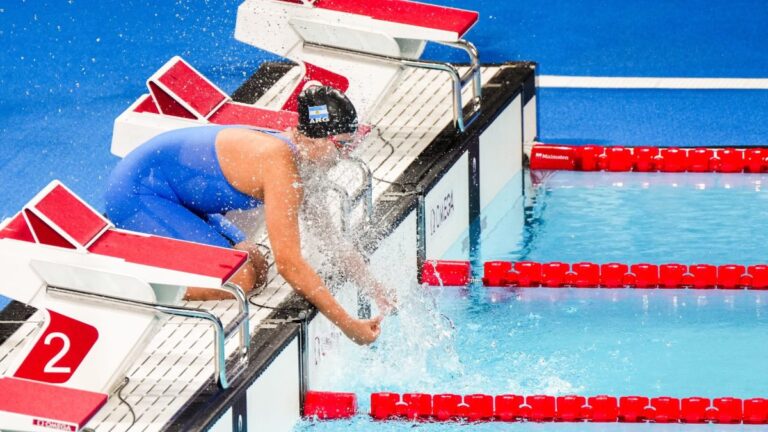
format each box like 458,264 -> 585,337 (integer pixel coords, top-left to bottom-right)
424,67 -> 533,263
307,64 -> 536,394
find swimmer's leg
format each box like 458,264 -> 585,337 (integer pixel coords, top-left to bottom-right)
107,194 -> 265,300
184,242 -> 269,301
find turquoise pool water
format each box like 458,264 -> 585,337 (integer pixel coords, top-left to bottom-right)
484,171 -> 768,265
296,171 -> 768,430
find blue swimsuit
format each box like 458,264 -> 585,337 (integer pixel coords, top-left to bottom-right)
105,125 -> 293,248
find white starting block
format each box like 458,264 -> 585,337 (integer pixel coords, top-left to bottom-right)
112,0 -> 482,158
235,0 -> 481,126
112,56 -> 300,157
0,377 -> 107,432
0,181 -> 253,430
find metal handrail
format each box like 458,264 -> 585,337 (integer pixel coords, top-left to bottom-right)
348,156 -> 373,225
304,40 -> 482,132
326,157 -> 373,233
47,283 -> 251,389
222,281 -> 250,358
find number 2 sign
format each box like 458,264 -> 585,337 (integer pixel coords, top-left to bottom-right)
14,310 -> 98,384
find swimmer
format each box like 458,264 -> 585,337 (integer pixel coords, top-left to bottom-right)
105,86 -> 394,345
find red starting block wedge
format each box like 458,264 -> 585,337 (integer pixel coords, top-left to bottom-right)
0,377 -> 108,432
422,260 -> 470,286
304,391 -> 357,420
494,395 -> 524,421
556,395 -> 586,422
619,396 -> 649,422
681,397 -> 710,423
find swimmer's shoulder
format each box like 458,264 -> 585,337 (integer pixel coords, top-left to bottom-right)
217,128 -> 291,155
216,127 -> 295,173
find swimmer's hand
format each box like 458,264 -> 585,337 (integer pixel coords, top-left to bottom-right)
344,315 -> 383,345
375,293 -> 398,316
371,281 -> 398,316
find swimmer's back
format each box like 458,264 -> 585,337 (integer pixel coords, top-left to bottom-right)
107,125 -> 260,215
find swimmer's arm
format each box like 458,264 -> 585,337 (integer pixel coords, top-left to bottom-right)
261,147 -> 381,344
303,199 -> 396,314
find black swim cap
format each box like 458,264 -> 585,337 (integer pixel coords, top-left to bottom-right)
297,86 -> 358,139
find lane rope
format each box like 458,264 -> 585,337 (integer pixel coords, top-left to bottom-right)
530,144 -> 768,173
422,260 -> 768,289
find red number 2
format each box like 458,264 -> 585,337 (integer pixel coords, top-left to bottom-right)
14,310 -> 98,384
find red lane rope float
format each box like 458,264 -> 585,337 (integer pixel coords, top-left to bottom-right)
529,144 -> 768,173
420,260 -> 768,288
369,392 -> 768,424
421,260 -> 472,286
304,391 -> 357,419
482,261 -> 768,289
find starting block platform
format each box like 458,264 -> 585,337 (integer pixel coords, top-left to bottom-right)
0,0 -> 536,430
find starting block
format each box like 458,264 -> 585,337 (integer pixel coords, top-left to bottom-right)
0,181 -> 253,430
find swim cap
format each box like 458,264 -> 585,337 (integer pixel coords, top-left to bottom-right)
297,86 -> 358,139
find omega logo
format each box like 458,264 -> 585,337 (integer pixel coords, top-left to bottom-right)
429,190 -> 455,236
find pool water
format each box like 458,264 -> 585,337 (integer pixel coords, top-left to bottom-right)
483,171 -> 768,265
298,288 -> 768,431
297,170 -> 768,431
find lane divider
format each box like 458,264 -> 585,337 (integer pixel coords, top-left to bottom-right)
530,144 -> 767,173
304,391 -> 358,420
421,260 -> 768,289
368,392 -> 768,424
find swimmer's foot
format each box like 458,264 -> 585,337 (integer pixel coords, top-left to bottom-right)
184,287 -> 236,301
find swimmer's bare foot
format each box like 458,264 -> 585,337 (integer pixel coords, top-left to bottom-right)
184,287 -> 236,301
184,243 -> 269,301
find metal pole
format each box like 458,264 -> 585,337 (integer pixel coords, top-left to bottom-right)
48,285 -> 233,389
